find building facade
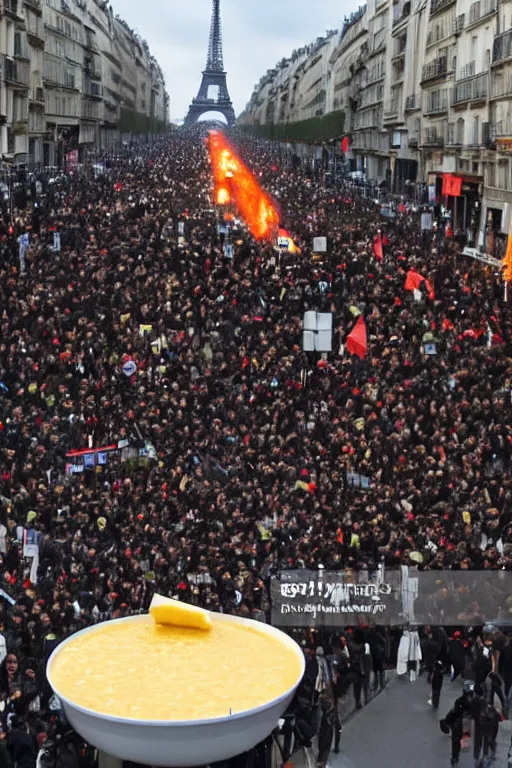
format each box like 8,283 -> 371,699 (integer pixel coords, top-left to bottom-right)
0,0 -> 168,169
239,0 -> 512,251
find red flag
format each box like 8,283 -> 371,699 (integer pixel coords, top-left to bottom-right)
373,233 -> 383,262
442,174 -> 462,197
346,316 -> 367,359
405,269 -> 435,299
341,136 -> 349,154
404,269 -> 423,292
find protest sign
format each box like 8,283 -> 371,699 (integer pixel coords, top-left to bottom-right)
271,569 -> 512,627
303,312 -> 332,352
313,236 -> 327,252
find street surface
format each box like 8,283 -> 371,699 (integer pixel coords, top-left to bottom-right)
328,675 -> 511,768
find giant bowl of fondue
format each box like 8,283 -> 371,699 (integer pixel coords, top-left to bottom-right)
47,601 -> 304,767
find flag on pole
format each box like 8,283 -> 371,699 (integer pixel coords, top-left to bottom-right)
346,316 -> 367,359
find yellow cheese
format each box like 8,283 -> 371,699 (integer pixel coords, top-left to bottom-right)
149,593 -> 213,631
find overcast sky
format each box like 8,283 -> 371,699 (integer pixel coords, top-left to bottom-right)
116,0 -> 361,122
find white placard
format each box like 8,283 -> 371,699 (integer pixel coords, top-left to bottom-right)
302,312 -> 332,352
278,237 -> 290,249
313,236 -> 327,253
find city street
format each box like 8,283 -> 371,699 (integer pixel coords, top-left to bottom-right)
328,676 -> 511,768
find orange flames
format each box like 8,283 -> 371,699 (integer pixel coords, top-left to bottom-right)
278,228 -> 300,254
208,130 -> 279,241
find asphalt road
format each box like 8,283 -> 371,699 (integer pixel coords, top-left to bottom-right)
329,675 -> 511,768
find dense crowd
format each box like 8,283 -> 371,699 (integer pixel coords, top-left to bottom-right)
0,126 -> 510,761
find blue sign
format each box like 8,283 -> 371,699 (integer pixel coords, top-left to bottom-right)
122,360 -> 137,377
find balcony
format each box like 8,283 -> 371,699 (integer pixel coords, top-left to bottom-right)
24,0 -> 42,11
4,0 -> 20,18
405,93 -> 420,110
422,128 -> 444,147
83,81 -> 102,99
421,56 -> 448,83
490,121 -> 512,138
453,14 -> 465,33
424,92 -> 449,114
430,0 -> 456,16
361,68 -> 386,87
393,1 -> 411,26
452,72 -> 488,104
84,34 -> 99,53
459,60 -> 476,79
493,30 -> 512,65
26,18 -> 44,46
29,86 -> 44,104
85,66 -> 101,81
490,74 -> 512,99
3,57 -> 29,89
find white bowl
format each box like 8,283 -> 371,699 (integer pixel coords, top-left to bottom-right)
47,613 -> 304,767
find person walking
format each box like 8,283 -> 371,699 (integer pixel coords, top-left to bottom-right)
316,685 -> 337,768
441,681 -> 479,767
429,659 -> 445,711
348,629 -> 366,710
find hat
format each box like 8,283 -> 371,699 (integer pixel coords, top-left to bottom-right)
97,517 -> 107,531
27,511 -> 37,524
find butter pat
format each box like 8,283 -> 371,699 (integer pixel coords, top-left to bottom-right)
149,594 -> 213,631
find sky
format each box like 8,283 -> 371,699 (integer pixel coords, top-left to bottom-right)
116,0 -> 361,122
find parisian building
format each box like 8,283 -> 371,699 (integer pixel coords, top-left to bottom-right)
239,0 -> 512,253
0,0 -> 169,170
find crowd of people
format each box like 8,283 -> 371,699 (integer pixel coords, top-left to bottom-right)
0,125 -> 510,763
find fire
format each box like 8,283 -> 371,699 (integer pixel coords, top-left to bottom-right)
207,130 -> 279,241
217,188 -> 230,205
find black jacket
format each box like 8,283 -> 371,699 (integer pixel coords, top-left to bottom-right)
7,730 -> 36,768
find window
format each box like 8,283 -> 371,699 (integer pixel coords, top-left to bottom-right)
456,117 -> 465,144
473,115 -> 480,144
14,32 -> 22,57
13,94 -> 26,121
64,68 -> 75,88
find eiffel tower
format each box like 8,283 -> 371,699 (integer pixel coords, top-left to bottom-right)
184,0 -> 236,126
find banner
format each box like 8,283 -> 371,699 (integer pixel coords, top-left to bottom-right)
442,174 -> 462,197
271,569 -> 512,627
